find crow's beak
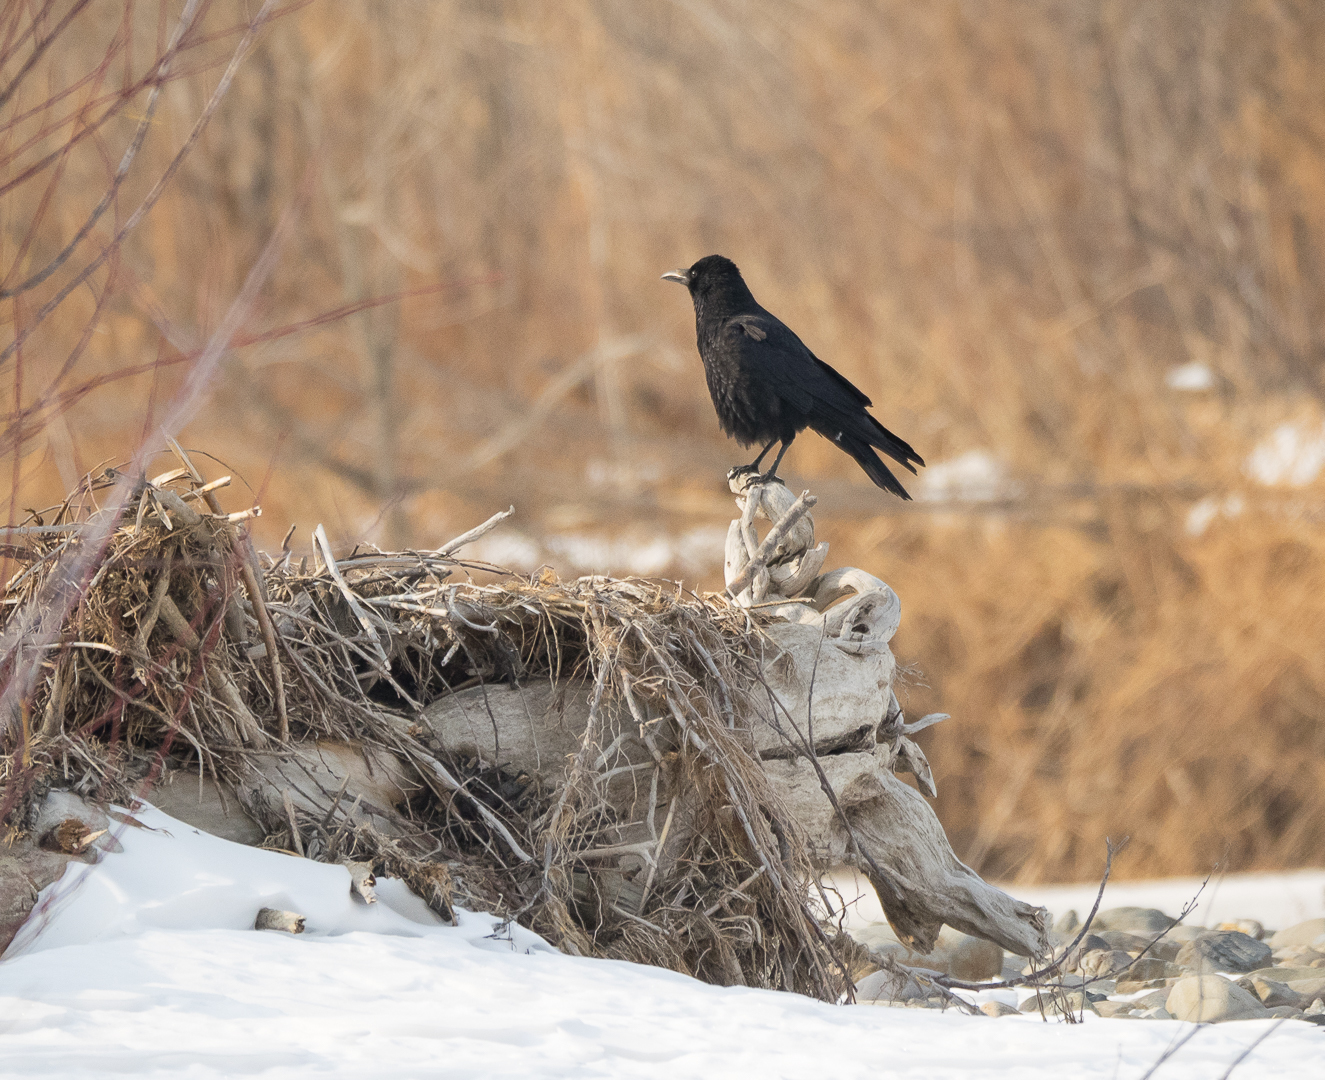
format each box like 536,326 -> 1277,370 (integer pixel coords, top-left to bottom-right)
661,269 -> 690,285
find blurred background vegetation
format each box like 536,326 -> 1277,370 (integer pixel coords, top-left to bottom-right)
4,0 -> 1324,883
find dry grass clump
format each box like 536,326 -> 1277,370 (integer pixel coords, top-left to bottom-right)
846,491 -> 1325,884
0,450 -> 847,1000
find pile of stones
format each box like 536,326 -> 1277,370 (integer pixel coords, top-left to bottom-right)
850,906 -> 1325,1024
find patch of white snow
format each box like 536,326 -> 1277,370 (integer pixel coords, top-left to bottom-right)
1185,493 -> 1245,537
1165,363 -> 1215,392
464,529 -> 545,570
917,451 -> 1018,503
1246,422 -> 1325,487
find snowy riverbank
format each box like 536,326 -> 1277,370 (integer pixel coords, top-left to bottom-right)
2,803 -> 1322,1079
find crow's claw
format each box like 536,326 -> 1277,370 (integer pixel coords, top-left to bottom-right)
727,464 -> 785,487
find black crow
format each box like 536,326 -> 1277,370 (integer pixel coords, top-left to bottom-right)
662,254 -> 924,499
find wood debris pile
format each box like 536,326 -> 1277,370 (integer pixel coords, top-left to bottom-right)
1,446 -> 1049,1001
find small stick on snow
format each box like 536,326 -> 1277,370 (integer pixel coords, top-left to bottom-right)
344,861 -> 378,904
255,907 -> 305,933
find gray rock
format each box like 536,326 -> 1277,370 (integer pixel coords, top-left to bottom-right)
1175,931 -> 1272,974
980,1000 -> 1020,1017
1265,1006 -> 1304,1019
1125,957 -> 1185,982
1053,909 -> 1081,935
1270,918 -> 1325,950
1114,979 -> 1157,994
850,924 -> 909,954
1062,934 -> 1111,971
1057,973 -> 1108,994
1274,947 -> 1325,966
1080,948 -> 1134,978
1217,919 -> 1265,940
1094,999 -> 1135,1018
1236,975 -> 1302,1009
1019,990 -> 1098,1017
1286,977 -> 1325,1001
1095,931 -> 1181,962
1144,939 -> 1183,963
1167,975 -> 1270,1022
1164,924 -> 1209,943
148,772 -> 267,846
856,967 -> 927,1003
947,935 -> 1006,981
1095,907 -> 1173,934
1114,976 -> 1181,994
1132,989 -> 1172,1010
0,840 -> 73,957
852,923 -> 1004,981
1137,1006 -> 1173,1020
1245,966 -> 1322,985
1096,930 -> 1156,954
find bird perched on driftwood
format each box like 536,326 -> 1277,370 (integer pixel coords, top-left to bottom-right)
663,254 -> 923,499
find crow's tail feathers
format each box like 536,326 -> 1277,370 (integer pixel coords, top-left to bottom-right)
868,418 -> 924,473
840,432 -> 914,500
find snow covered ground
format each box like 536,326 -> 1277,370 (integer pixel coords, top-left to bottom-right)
2,804 -> 1322,1079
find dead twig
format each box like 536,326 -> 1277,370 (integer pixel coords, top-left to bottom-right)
437,507 -> 514,556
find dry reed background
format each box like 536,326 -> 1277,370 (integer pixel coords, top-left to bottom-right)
3,0 -> 1324,884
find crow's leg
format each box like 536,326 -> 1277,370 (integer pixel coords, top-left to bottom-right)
747,438 -> 779,471
758,436 -> 794,482
729,438 -> 781,482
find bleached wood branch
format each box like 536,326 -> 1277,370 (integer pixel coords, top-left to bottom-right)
313,524 -> 390,670
438,506 -> 514,556
725,490 -> 818,601
402,745 -> 533,863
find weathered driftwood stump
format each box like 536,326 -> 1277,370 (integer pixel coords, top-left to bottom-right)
724,472 -> 1049,955
421,472 -> 1049,958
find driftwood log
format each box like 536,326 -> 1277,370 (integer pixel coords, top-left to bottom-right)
416,472 -> 1049,958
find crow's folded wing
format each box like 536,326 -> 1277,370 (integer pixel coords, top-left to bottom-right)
720,312 -> 873,418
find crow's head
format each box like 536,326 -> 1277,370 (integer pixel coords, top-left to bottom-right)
661,253 -> 740,290
662,254 -> 753,311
